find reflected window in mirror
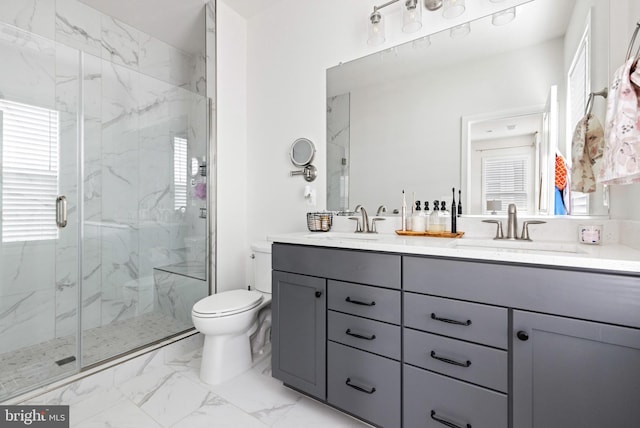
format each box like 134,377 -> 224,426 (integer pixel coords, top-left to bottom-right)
566,20 -> 591,215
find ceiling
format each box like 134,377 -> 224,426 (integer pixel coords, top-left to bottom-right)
225,0 -> 281,19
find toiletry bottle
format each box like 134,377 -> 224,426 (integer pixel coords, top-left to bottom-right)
412,201 -> 426,232
401,190 -> 407,231
429,200 -> 443,232
457,190 -> 462,217
441,201 -> 451,232
423,201 -> 430,231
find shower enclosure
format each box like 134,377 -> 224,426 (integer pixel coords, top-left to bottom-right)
0,0 -> 214,401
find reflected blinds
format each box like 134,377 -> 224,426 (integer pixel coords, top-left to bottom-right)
0,99 -> 59,242
482,156 -> 529,215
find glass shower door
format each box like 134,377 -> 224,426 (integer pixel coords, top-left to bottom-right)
0,23 -> 80,401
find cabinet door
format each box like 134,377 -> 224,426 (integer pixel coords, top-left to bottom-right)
272,271 -> 326,399
513,310 -> 640,428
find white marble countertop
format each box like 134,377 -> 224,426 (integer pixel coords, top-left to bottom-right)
268,231 -> 640,275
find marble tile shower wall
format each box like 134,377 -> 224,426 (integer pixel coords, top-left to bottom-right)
0,0 -> 208,354
326,93 -> 350,212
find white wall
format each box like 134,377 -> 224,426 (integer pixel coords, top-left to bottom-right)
242,0 -> 531,246
216,1 -> 249,292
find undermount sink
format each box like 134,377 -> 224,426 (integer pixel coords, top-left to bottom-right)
450,239 -> 588,256
303,232 -> 382,241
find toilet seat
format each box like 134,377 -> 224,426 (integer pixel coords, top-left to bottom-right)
192,289 -> 263,318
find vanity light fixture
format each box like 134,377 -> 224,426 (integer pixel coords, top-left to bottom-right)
368,9 -> 385,46
403,0 -> 423,33
492,7 -> 516,26
450,22 -> 471,38
367,0 -> 464,46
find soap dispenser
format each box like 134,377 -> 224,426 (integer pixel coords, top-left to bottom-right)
440,200 -> 451,232
412,201 -> 426,232
423,201 -> 431,231
429,200 -> 443,232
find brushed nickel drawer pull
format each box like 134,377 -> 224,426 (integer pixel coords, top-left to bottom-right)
430,410 -> 472,428
431,313 -> 471,326
430,350 -> 471,368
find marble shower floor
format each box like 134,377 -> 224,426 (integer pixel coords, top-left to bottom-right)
25,349 -> 371,428
0,312 -> 191,401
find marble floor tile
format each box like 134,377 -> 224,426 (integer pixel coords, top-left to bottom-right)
272,396 -> 371,428
13,340 -> 373,428
205,368 -> 303,426
72,399 -> 162,428
170,392 -> 268,428
118,367 -> 211,427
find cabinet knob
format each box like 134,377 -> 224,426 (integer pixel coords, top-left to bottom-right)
517,330 -> 529,341
315,291 -> 322,298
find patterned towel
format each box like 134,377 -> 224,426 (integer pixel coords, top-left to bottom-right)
599,58 -> 640,184
570,114 -> 605,193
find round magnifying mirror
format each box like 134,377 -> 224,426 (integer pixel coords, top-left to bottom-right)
290,138 -> 316,167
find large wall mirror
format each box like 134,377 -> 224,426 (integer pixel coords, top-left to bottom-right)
327,0 -> 610,216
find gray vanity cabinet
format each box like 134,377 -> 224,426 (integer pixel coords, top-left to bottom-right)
512,310 -> 640,428
271,271 -> 326,400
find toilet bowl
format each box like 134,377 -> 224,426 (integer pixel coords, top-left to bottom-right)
192,241 -> 272,385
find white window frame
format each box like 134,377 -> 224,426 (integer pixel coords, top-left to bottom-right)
566,19 -> 591,215
0,99 -> 60,243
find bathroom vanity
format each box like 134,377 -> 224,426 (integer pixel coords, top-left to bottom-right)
270,235 -> 640,428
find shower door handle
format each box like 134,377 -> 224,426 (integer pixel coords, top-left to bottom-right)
56,196 -> 67,228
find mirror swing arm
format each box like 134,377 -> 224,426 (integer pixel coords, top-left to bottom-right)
289,137 -> 318,182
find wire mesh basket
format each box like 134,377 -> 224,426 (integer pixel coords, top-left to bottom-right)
307,212 -> 333,232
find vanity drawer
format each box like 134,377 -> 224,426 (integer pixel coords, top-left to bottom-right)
404,364 -> 507,428
328,280 -> 400,324
328,311 -> 401,360
328,341 -> 401,428
404,293 -> 508,349
273,244 -> 400,289
404,328 -> 507,392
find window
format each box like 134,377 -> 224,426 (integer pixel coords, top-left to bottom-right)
0,99 -> 59,242
567,24 -> 591,215
173,136 -> 187,210
482,156 -> 530,215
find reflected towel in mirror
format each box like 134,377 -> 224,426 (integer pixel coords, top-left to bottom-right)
571,113 -> 604,193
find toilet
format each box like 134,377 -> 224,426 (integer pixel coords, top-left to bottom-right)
192,241 -> 272,385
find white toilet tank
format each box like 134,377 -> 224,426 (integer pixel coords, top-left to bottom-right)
251,241 -> 272,293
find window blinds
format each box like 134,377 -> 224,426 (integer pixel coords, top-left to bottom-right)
482,156 -> 529,214
173,136 -> 188,210
0,99 -> 59,242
